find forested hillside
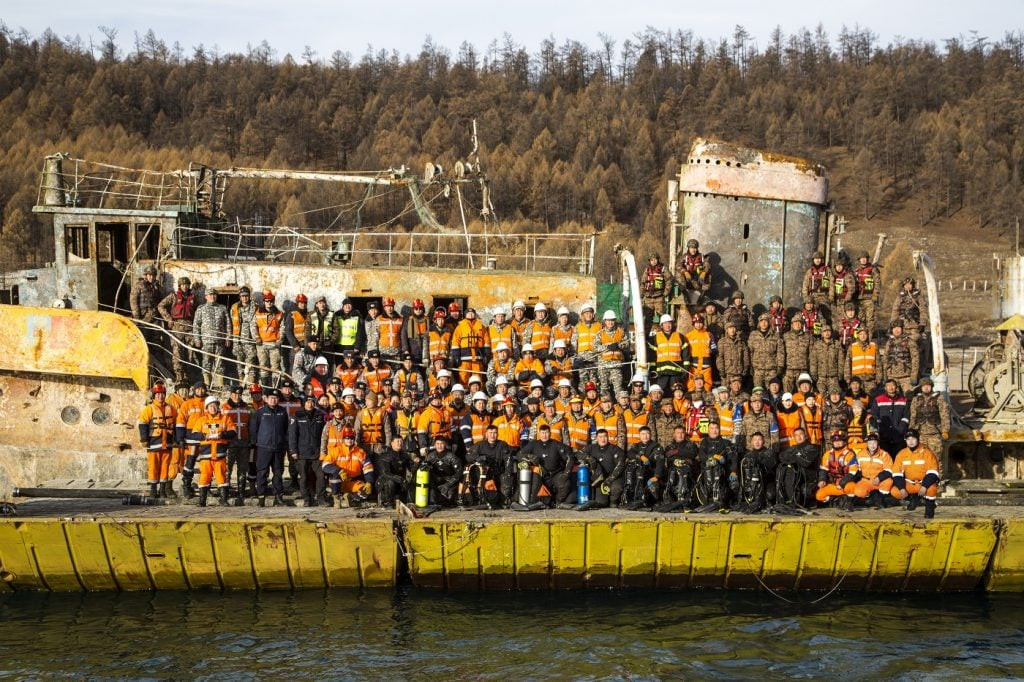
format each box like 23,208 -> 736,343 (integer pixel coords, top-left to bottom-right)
0,24 -> 1022,271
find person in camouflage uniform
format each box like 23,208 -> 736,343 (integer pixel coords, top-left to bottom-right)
782,316 -> 812,394
230,286 -> 259,385
723,291 -> 754,340
892,277 -> 928,343
157,276 -> 196,383
830,258 -> 857,318
130,265 -> 163,324
652,398 -> 683,449
909,376 -> 950,468
809,325 -> 844,395
821,385 -> 853,438
192,287 -> 230,388
802,251 -> 831,314
748,313 -> 785,390
881,319 -> 920,394
740,392 -> 779,452
854,251 -> 881,338
716,321 -> 750,385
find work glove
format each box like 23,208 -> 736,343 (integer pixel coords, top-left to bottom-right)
729,473 -> 739,492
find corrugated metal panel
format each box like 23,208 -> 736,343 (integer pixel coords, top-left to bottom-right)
987,518 -> 1024,591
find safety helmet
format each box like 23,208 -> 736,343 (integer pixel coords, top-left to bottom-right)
512,300 -> 526,311
382,297 -> 395,307
178,276 -> 191,286
580,302 -> 595,314
557,306 -> 570,317
430,389 -> 443,400
552,339 -> 567,350
249,383 -> 262,393
585,381 -> 598,391
433,307 -> 446,319
296,293 -> 308,303
659,314 -> 674,324
530,379 -> 544,389
341,427 -> 356,439
451,383 -> 465,393
448,302 -> 461,313
204,396 -> 220,408
151,383 -> 166,394
797,372 -> 813,385
687,239 -> 699,248
558,378 -> 572,387
342,387 -> 356,397
262,291 -> 275,302
602,310 -> 617,321
503,395 -> 517,406
313,356 -> 329,367
495,376 -> 509,386
413,298 -> 425,309
521,343 -> 534,353
436,369 -> 452,378
535,302 -> 547,313
468,375 -> 483,385
472,391 -> 488,402
830,431 -> 846,442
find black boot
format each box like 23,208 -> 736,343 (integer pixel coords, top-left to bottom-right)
219,487 -> 229,505
160,482 -> 174,499
274,493 -> 286,507
907,494 -> 920,511
183,477 -> 195,499
924,498 -> 936,519
149,482 -> 159,498
257,496 -> 266,507
882,493 -> 900,508
867,491 -> 882,509
198,487 -> 209,507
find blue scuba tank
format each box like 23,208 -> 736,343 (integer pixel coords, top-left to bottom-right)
577,464 -> 590,504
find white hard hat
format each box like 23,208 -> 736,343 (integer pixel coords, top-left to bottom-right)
493,308 -> 506,317
649,384 -> 664,393
797,372 -> 813,384
451,383 -> 465,393
495,342 -> 510,352
314,356 -> 329,367
534,302 -> 547,312
437,369 -> 452,378
581,302 -> 595,313
660,314 -> 674,324
557,306 -> 570,316
342,387 -> 356,397
468,375 -> 483,384
472,391 -> 489,402
558,378 -> 572,387
512,300 -> 526,310
204,396 -> 220,407
781,392 -> 794,401
631,372 -> 646,384
530,379 -> 544,388
712,386 -> 726,394
521,343 -> 534,353
602,310 -> 617,321
492,395 -> 505,403
552,339 -> 567,350
495,376 -> 509,386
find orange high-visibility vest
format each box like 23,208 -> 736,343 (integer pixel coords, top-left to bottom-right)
254,310 -> 283,343
357,407 -> 386,445
567,412 -> 592,450
714,402 -> 736,439
801,405 -> 823,444
655,331 -> 685,363
685,329 -> 712,361
139,401 -> 177,450
593,410 -> 622,442
364,366 -> 392,394
547,356 -> 573,384
289,310 -> 307,343
528,321 -> 552,354
379,315 -> 403,348
335,366 -> 362,388
467,412 -> 492,445
776,409 -> 804,447
850,342 -> 878,375
494,414 -> 523,448
510,318 -> 530,346
552,325 -> 574,349
623,409 -> 649,446
598,327 -> 625,361
429,327 -> 452,360
489,323 -> 516,355
220,401 -> 251,442
575,321 -> 600,353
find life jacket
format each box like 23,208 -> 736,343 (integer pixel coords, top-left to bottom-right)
807,264 -> 830,293
308,310 -> 334,345
139,401 -> 177,450
623,409 -> 649,446
429,325 -> 453,360
856,264 -> 878,295
801,310 -> 822,336
254,309 -> 283,343
393,408 -> 420,445
593,410 -> 622,443
170,290 -> 196,320
533,414 -> 567,442
598,326 -> 625,362
378,314 -> 403,349
527,320 -> 552,354
821,447 -> 858,483
582,397 -> 601,417
364,366 -> 393,394
288,310 -> 308,344
713,402 -> 738,439
189,413 -> 235,458
850,341 -> 878,376
673,397 -> 691,416
769,308 -> 788,336
220,400 -> 251,442
685,404 -> 711,442
847,412 -> 870,446
643,263 -> 667,294
682,252 -> 706,275
494,414 -> 524,448
801,405 -> 823,444
357,407 -> 386,445
567,412 -> 592,450
833,268 -> 851,297
575,321 -> 600,353
489,322 -> 516,355
394,367 -> 422,396
416,405 -> 452,442
685,329 -> 713,361
840,317 -> 861,347
776,405 -> 804,448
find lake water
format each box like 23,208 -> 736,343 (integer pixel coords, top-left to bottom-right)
2,588 -> 1023,679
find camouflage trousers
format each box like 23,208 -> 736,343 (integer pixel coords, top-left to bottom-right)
168,320 -> 192,383
598,361 -> 624,398
199,342 -> 225,388
783,369 -> 809,394
752,368 -> 781,391
256,343 -> 282,387
918,428 -> 945,476
233,341 -> 258,385
857,299 -> 877,339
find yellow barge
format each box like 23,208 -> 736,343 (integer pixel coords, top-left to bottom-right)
2,502 -> 1023,593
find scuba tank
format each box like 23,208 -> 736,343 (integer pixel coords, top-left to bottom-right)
516,460 -> 532,506
577,463 -> 590,504
414,467 -> 431,507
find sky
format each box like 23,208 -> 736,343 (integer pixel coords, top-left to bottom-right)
2,0 -> 1021,60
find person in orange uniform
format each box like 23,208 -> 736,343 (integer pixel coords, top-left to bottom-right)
186,396 -> 237,506
685,314 -> 715,392
175,381 -> 209,498
451,307 -> 491,384
622,394 -> 650,447
354,391 -> 392,455
565,395 -> 593,451
815,431 -> 859,510
775,392 -> 805,449
376,297 -> 404,363
592,392 -> 627,450
852,431 -> 895,508
428,307 -> 453,363
493,396 -> 526,451
138,383 -> 177,498
320,415 -> 375,508
890,428 -> 941,518
250,291 -> 285,387
416,389 -> 453,456
514,344 -> 546,391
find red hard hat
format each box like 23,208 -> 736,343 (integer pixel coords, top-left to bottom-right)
585,381 -> 598,391
341,428 -> 356,439
433,307 -> 446,319
413,298 -> 425,309
250,384 -> 262,393
383,297 -> 396,307
448,302 -> 461,313
692,314 -> 704,323
503,396 -> 517,406
296,293 -> 308,303
152,384 -> 166,394
262,290 -> 274,302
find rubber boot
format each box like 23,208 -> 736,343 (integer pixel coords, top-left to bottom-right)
219,487 -> 229,506
257,496 -> 266,507
867,491 -> 881,509
161,482 -> 174,499
149,482 -> 159,498
274,493 -> 286,507
183,477 -> 195,499
924,498 -> 936,519
907,494 -> 920,511
198,487 -> 209,507
882,493 -> 900,508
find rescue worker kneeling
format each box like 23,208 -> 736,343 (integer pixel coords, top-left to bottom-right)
319,410 -> 375,508
694,421 -> 738,512
418,435 -> 463,507
737,432 -> 776,514
580,428 -> 625,508
463,425 -> 509,508
375,436 -> 412,507
852,431 -> 896,508
658,426 -> 697,510
186,396 -> 237,506
622,426 -> 662,510
815,431 -> 859,510
516,424 -> 575,508
890,428 -> 940,518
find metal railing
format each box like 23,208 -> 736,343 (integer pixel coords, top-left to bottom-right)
37,155 -> 192,212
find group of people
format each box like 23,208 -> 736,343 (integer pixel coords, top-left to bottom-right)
134,243 -> 948,517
